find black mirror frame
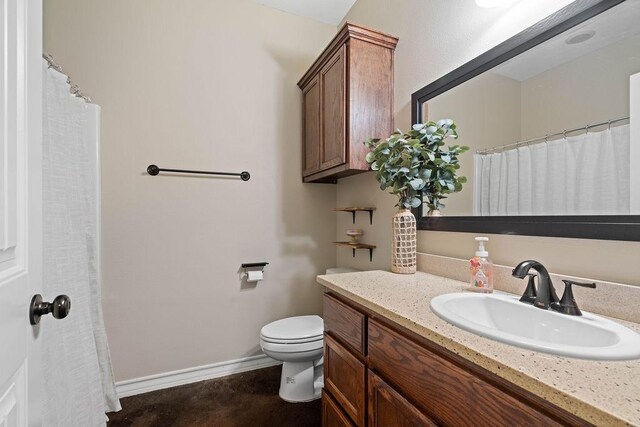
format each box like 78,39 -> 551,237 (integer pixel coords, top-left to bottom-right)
411,0 -> 640,242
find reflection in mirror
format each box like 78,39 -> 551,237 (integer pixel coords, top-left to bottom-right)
423,1 -> 640,217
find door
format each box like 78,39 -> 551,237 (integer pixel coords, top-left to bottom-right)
320,45 -> 346,170
0,0 -> 43,425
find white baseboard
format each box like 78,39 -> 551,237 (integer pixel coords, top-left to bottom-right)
116,354 -> 282,398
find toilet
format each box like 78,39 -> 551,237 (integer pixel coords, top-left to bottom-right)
259,267 -> 359,402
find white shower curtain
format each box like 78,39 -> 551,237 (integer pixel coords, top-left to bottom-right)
473,125 -> 630,216
42,59 -> 120,426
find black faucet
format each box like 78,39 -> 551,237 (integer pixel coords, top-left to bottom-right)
512,260 -> 559,310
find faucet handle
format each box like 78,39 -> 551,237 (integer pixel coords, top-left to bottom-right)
519,273 -> 537,304
562,279 -> 596,289
553,279 -> 596,316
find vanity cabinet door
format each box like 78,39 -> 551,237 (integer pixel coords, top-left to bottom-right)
368,371 -> 438,427
319,45 -> 347,171
302,75 -> 321,176
324,333 -> 366,427
368,320 -> 566,427
323,391 -> 355,427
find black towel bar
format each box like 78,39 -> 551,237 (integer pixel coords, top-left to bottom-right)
147,164 -> 250,181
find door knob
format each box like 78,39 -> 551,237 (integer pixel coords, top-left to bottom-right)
29,294 -> 71,325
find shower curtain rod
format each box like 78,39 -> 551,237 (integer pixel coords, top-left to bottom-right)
43,53 -> 92,103
476,115 -> 630,155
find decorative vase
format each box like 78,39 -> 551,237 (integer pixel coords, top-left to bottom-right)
391,209 -> 416,274
426,209 -> 442,217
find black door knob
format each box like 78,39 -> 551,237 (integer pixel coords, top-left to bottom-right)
29,294 -> 71,325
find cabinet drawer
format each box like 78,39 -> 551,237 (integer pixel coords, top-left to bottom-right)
325,333 -> 366,427
368,370 -> 438,427
323,391 -> 355,427
368,320 -> 565,427
323,293 -> 365,356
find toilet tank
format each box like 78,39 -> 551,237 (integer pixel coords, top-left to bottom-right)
325,267 -> 360,275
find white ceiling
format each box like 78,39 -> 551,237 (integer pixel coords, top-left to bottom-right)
493,1 -> 640,81
251,0 -> 358,25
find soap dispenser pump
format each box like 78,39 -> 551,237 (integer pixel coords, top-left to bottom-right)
468,237 -> 494,293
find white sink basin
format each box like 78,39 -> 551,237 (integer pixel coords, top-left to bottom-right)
430,292 -> 640,360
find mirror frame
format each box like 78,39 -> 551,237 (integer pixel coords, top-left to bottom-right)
411,0 -> 640,242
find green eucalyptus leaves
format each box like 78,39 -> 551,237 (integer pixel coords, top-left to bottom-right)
364,119 -> 469,211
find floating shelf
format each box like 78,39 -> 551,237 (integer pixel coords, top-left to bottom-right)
334,207 -> 376,224
333,242 -> 376,262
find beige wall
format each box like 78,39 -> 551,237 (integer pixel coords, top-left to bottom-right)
427,72 -> 522,215
44,0 -> 337,381
520,34 -> 640,139
337,0 -> 640,286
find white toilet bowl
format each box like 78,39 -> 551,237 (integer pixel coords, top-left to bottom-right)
260,267 -> 360,403
260,315 -> 324,402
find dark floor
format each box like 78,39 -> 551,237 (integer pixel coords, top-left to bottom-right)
107,366 -> 321,427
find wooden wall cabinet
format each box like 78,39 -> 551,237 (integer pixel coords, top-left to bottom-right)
322,292 -> 592,427
298,23 -> 398,183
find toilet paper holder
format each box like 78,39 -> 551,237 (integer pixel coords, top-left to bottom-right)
241,262 -> 268,281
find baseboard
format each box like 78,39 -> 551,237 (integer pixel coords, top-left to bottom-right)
116,354 -> 282,398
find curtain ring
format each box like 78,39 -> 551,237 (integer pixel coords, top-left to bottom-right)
607,120 -> 612,130
585,124 -> 590,134
563,130 -> 568,139
544,134 -> 549,144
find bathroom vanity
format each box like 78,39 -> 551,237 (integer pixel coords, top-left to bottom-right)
318,270 -> 640,426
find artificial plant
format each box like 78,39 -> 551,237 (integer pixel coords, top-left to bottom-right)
364,119 -> 469,212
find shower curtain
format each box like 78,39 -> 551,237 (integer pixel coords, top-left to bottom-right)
42,59 -> 120,425
473,125 -> 631,216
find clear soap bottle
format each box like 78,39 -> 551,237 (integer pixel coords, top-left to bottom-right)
468,237 -> 493,293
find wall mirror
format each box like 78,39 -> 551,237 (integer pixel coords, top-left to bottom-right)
411,0 -> 640,241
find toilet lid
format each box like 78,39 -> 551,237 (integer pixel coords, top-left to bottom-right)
260,315 -> 323,342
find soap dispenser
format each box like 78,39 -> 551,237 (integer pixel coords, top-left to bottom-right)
468,237 -> 494,293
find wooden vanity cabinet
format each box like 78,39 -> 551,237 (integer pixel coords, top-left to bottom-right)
322,292 -> 592,427
298,23 -> 398,183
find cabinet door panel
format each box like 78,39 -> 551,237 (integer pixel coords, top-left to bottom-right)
348,38 -> 394,171
323,391 -> 355,427
302,76 -> 321,176
324,293 -> 366,356
368,371 -> 438,427
320,45 -> 346,170
324,333 -> 366,427
368,320 -> 564,427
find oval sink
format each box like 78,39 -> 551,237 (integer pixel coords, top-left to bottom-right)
430,292 -> 640,360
